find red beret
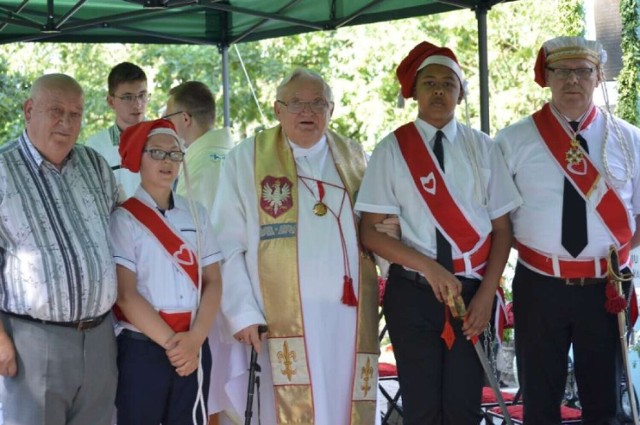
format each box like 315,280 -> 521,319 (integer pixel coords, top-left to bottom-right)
119,119 -> 179,172
396,41 -> 464,99
533,46 -> 548,88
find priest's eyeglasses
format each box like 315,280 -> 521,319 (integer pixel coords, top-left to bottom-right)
546,67 -> 595,80
144,148 -> 185,162
277,99 -> 331,114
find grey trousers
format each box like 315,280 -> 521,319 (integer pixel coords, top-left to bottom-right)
0,312 -> 118,425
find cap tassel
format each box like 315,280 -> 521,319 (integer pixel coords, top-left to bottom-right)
341,275 -> 358,307
604,280 -> 627,314
441,307 -> 455,350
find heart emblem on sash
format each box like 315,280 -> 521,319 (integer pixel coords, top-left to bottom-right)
174,244 -> 195,265
567,158 -> 587,176
421,173 -> 436,195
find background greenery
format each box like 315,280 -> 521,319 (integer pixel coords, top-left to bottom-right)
0,0 -> 614,151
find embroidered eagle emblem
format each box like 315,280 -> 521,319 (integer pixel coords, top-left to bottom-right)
260,176 -> 293,218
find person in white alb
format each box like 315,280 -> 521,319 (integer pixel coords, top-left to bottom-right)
86,62 -> 148,200
356,41 -> 522,425
110,119 -> 223,424
496,36 -> 640,424
212,68 -> 379,425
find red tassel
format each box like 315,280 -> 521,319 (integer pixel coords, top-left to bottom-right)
441,308 -> 455,350
605,296 -> 627,314
604,281 -> 627,314
342,276 -> 358,307
605,282 -> 618,299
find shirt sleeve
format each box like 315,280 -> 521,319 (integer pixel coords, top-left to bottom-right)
486,142 -> 523,219
198,203 -> 223,267
110,208 -> 137,272
354,135 -> 401,215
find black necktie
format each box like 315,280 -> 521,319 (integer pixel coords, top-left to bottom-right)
561,121 -> 588,257
433,130 -> 454,272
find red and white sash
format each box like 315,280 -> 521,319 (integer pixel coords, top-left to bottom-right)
395,123 -> 490,276
532,103 -> 632,249
115,197 -> 199,333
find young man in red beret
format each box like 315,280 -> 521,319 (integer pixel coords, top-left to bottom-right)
109,119 -> 223,424
496,36 -> 640,424
356,41 -> 521,424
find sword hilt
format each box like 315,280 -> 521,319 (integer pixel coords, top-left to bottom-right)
446,292 -> 480,344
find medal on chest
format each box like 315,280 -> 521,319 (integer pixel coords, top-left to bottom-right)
313,201 -> 327,216
565,137 -> 584,165
312,180 -> 327,216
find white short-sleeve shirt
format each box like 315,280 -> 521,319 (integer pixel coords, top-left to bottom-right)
110,187 -> 222,316
355,118 -> 522,264
496,107 -> 640,258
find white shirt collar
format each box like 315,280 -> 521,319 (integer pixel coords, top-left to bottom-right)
415,117 -> 458,145
288,135 -> 327,159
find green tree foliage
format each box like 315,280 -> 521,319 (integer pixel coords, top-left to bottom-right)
617,0 -> 640,126
559,0 -> 586,36
0,0 -> 594,149
0,58 -> 29,140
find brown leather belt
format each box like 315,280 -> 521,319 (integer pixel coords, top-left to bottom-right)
2,311 -> 109,331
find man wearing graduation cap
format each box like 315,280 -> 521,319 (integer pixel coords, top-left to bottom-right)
496,36 -> 640,424
356,41 -> 521,424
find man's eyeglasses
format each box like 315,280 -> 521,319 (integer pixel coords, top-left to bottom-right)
161,111 -> 186,120
113,92 -> 150,104
276,99 -> 331,114
143,148 -> 185,162
546,67 -> 595,80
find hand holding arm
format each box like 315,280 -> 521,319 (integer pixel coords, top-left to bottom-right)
374,215 -> 401,240
360,212 -> 461,302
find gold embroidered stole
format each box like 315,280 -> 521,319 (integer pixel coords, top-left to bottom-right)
254,125 -> 378,425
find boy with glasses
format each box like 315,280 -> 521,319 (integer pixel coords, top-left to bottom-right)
164,81 -> 234,215
110,118 -> 222,424
87,62 -> 149,200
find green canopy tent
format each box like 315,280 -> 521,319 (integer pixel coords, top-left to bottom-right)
0,0 -> 516,133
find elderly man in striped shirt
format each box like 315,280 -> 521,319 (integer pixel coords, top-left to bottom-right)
0,73 -> 119,425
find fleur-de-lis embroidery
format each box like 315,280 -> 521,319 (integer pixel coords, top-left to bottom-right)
277,340 -> 297,381
360,357 -> 374,397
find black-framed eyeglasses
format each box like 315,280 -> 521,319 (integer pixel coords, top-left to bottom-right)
143,148 -> 185,162
113,92 -> 150,103
161,111 -> 186,120
546,67 -> 595,80
276,99 -> 331,114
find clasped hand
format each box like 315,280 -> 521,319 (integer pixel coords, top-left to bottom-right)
165,332 -> 200,377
